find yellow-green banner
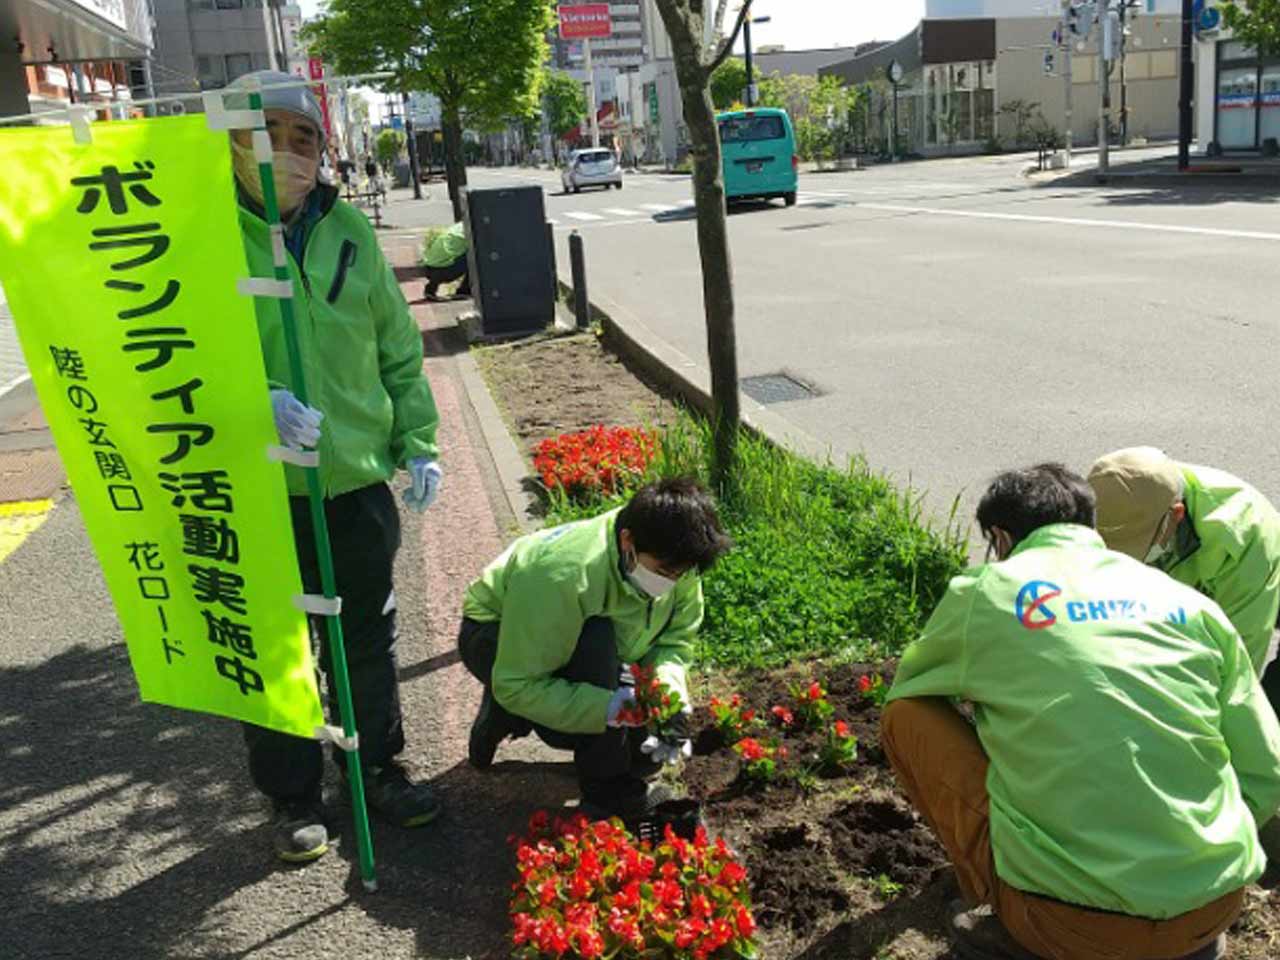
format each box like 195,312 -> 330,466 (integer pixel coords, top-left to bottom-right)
0,116 -> 323,739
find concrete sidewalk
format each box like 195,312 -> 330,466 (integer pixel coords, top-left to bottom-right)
0,231 -> 569,959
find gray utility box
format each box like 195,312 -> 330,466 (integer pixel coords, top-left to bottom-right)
462,185 -> 556,337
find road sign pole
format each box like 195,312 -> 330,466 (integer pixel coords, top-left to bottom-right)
585,37 -> 600,148
1178,0 -> 1195,169
1098,2 -> 1113,181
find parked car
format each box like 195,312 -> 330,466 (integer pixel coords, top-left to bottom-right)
562,148 -> 623,193
717,108 -> 798,207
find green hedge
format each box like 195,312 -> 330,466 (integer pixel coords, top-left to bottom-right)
543,415 -> 968,670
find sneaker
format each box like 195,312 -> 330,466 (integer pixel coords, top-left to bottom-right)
272,799 -> 334,863
1171,935 -> 1227,960
361,763 -> 442,828
469,689 -> 512,770
1260,817 -> 1280,889
579,777 -> 673,823
950,902 -> 1041,960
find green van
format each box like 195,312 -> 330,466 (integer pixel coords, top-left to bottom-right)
717,107 -> 798,207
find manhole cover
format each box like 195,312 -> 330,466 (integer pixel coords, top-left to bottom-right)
741,373 -> 816,406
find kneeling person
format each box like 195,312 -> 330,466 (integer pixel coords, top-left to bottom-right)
459,478 -> 731,819
885,464 -> 1280,960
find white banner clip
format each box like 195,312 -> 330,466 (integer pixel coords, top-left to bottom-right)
202,91 -> 264,131
294,594 -> 342,617
237,277 -> 293,300
315,725 -> 359,752
267,445 -> 319,468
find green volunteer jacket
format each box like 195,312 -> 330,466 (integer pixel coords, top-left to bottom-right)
1154,463 -> 1280,675
462,508 -> 703,734
889,524 -> 1280,920
239,188 -> 440,498
424,222 -> 467,268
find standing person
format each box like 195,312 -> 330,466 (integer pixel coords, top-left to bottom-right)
458,478 -> 732,822
226,71 -> 445,862
422,222 -> 470,301
883,463 -> 1280,960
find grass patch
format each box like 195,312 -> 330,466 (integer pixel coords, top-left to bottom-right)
543,413 -> 967,670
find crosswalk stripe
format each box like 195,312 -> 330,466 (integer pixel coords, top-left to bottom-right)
547,218 -> 560,225
603,208 -> 643,217
640,203 -> 675,212
565,211 -> 605,221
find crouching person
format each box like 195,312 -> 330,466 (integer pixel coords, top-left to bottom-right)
883,463 -> 1280,960
459,477 -> 732,820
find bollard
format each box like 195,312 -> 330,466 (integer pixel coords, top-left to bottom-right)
546,221 -> 558,307
569,230 -> 589,330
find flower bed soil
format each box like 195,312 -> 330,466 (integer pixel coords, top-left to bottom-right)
477,331 -> 1280,959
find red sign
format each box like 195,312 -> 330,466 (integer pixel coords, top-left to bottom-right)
307,56 -> 333,140
559,4 -> 612,40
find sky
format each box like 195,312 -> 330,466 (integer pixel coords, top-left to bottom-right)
733,0 -> 924,52
295,1 -> 927,53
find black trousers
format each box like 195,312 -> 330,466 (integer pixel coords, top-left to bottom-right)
457,617 -> 655,786
424,255 -> 470,295
242,483 -> 405,805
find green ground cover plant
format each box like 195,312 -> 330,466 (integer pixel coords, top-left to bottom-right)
542,414 -> 967,669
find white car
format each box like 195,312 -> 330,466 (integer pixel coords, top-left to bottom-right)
562,148 -> 623,193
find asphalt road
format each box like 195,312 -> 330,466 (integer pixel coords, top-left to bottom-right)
405,151 -> 1280,530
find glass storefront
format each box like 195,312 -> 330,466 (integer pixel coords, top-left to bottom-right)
923,61 -> 997,149
1215,41 -> 1280,151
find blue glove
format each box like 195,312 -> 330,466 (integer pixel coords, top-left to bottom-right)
402,457 -> 442,513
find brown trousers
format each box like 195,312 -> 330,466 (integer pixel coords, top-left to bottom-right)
881,698 -> 1244,960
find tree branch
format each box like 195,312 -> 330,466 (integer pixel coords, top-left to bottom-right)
707,0 -> 752,73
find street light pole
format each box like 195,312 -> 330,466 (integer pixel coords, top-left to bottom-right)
1098,1 -> 1113,181
1062,1 -> 1074,166
743,17 -> 754,107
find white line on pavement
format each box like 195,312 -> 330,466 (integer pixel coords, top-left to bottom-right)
547,218 -> 560,226
565,211 -> 605,221
855,202 -> 1280,243
0,373 -> 31,400
640,203 -> 676,212
603,208 -> 643,217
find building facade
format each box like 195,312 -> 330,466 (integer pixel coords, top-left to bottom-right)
1,0 -> 154,118
149,0 -> 291,111
1194,24 -> 1280,154
823,1 -> 1185,157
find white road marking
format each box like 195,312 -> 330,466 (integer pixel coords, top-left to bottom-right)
641,203 -> 677,212
564,211 -> 605,221
546,218 -> 560,226
603,208 -> 643,217
855,202 -> 1280,242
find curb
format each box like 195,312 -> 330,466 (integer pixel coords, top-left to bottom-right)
454,350 -> 541,534
557,270 -> 835,467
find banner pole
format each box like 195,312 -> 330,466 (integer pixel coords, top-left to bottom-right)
246,85 -> 378,892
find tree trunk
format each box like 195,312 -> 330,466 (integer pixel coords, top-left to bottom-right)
442,105 -> 468,222
655,3 -> 740,493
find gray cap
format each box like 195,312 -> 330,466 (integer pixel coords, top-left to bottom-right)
224,70 -> 324,132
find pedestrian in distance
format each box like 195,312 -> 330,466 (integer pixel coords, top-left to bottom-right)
226,70 -> 445,863
883,463 -> 1280,960
458,477 -> 732,825
422,222 -> 471,302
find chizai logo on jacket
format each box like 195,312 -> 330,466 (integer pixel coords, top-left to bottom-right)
1013,580 -> 1188,630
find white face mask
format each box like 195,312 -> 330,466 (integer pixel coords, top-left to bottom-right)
232,141 -> 318,214
1144,515 -> 1173,565
626,549 -> 678,598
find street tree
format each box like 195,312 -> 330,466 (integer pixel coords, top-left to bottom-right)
303,0 -> 554,220
543,68 -> 589,147
710,57 -> 748,110
652,0 -> 755,492
375,128 -> 405,172
1223,1 -> 1280,55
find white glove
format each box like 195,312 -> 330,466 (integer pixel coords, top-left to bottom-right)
640,735 -> 693,766
606,687 -> 644,728
270,389 -> 323,449
402,458 -> 442,513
